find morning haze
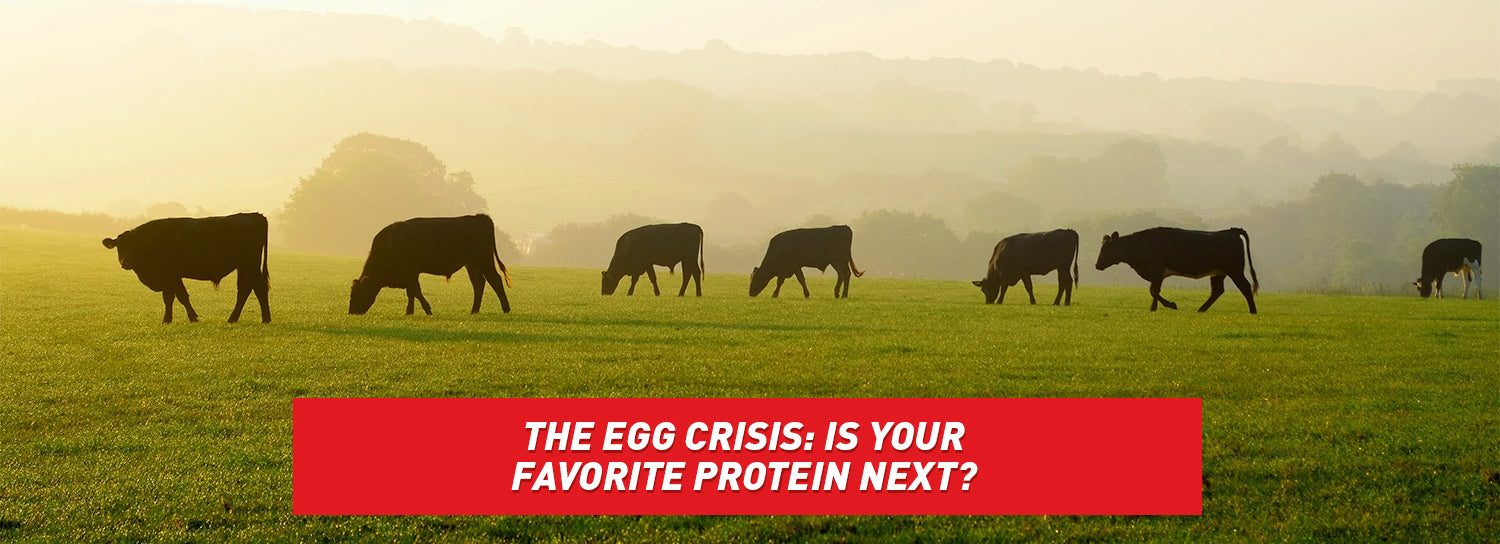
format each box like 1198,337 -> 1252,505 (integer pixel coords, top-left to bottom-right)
1,0 -> 1496,292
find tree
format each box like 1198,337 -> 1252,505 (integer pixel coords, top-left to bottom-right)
1431,163 -> 1499,239
530,214 -> 662,269
849,210 -> 963,279
279,133 -> 489,255
145,201 -> 189,218
962,190 -> 1041,234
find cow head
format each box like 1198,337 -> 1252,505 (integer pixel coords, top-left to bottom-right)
971,279 -> 1001,304
601,270 -> 623,295
349,277 -> 379,314
748,267 -> 773,297
101,232 -> 136,269
1413,279 -> 1433,298
1095,232 -> 1123,271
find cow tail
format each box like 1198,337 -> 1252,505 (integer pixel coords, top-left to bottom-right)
850,257 -> 866,278
494,246 -> 513,288
1236,228 -> 1259,294
1072,238 -> 1080,290
261,236 -> 270,291
699,227 -> 706,276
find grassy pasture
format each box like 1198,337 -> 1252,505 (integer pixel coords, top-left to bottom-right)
1,227 -> 1496,542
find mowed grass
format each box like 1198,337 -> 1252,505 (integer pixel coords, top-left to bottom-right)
1,227 -> 1496,542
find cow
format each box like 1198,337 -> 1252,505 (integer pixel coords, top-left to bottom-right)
348,214 -> 513,315
749,225 -> 865,298
101,212 -> 270,324
971,229 -> 1079,305
1414,238 -> 1483,299
602,223 -> 705,297
1095,227 -> 1260,314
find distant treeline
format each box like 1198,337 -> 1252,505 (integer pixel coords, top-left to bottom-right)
526,164 -> 1497,295
7,165 -> 1494,296
0,207 -> 136,236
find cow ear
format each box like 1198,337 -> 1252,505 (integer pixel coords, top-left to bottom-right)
1110,231 -> 1119,239
102,238 -> 116,249
971,280 -> 984,287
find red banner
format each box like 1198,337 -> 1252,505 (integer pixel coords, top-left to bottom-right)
293,398 -> 1200,515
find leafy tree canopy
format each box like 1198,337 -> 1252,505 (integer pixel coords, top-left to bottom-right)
280,133 -> 488,255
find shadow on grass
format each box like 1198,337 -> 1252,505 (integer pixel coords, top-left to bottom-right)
297,325 -> 575,344
522,315 -> 857,333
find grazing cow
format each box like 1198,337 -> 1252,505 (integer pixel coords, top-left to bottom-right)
1095,227 -> 1260,314
349,214 -> 513,315
101,212 -> 270,324
1414,238 -> 1483,299
749,225 -> 865,298
971,229 -> 1079,305
602,223 -> 705,297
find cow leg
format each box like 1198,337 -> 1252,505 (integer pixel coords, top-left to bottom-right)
406,282 -> 433,315
1149,279 -> 1177,311
1434,274 -> 1445,299
830,263 -> 850,298
677,264 -> 691,297
229,287 -> 250,323
173,278 -> 199,322
646,267 -> 661,296
1230,273 -> 1257,314
1021,276 -> 1036,304
468,267 -> 486,314
627,274 -> 640,296
1477,263 -> 1485,299
1199,275 -> 1226,312
481,266 -> 511,313
229,269 -> 254,323
772,277 -> 785,298
253,272 -> 270,323
691,263 -> 703,297
1461,266 -> 1473,299
1055,270 -> 1072,306
161,289 -> 175,324
794,269 -> 810,298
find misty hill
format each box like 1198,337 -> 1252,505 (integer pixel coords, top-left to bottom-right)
1,1 -> 1496,242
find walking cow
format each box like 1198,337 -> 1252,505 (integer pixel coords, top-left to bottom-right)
349,214 -> 513,315
102,212 -> 271,324
1414,238 -> 1483,299
1095,227 -> 1260,314
749,225 -> 865,298
972,229 -> 1079,305
602,223 -> 705,296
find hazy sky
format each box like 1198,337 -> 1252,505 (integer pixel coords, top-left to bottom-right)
160,0 -> 1499,90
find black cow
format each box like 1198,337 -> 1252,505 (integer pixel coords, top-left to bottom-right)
602,223 -> 705,297
349,214 -> 513,315
1095,227 -> 1260,314
749,225 -> 865,298
102,212 -> 270,324
971,229 -> 1079,305
1414,238 -> 1483,299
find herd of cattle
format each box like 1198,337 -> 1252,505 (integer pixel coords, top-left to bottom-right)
99,212 -> 1485,323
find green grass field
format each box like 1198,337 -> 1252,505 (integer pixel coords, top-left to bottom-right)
2,227 -> 1496,542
